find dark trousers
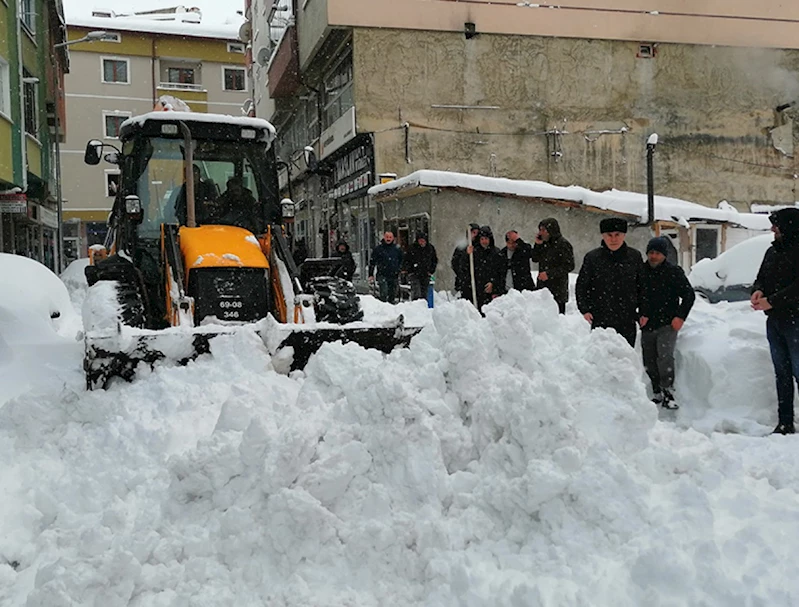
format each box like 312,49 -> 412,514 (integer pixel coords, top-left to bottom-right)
641,325 -> 678,393
767,316 -> 799,425
593,320 -> 637,347
409,274 -> 427,300
377,274 -> 399,304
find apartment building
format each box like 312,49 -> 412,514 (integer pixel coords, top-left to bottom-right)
60,7 -> 248,262
246,0 -> 799,275
0,0 -> 68,271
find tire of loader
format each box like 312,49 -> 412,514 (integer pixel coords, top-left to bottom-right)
309,276 -> 364,324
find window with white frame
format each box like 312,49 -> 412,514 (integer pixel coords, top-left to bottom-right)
23,70 -> 38,137
228,42 -> 245,54
103,111 -> 131,138
223,67 -> 246,91
21,0 -> 35,33
105,171 -> 120,197
168,67 -> 195,85
0,57 -> 10,118
323,53 -> 353,129
102,57 -> 129,84
103,32 -> 121,42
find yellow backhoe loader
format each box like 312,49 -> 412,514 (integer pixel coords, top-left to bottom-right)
81,108 -> 418,388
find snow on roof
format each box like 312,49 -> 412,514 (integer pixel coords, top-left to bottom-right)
66,10 -> 242,40
121,111 -> 276,140
368,170 -> 772,231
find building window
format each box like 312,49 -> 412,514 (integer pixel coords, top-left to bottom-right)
21,0 -> 36,33
223,67 -> 246,91
103,32 -> 121,43
105,172 -> 120,197
102,58 -> 129,84
168,67 -> 195,85
103,111 -> 131,138
23,70 -> 38,138
323,53 -> 353,129
0,57 -> 10,118
228,42 -> 245,54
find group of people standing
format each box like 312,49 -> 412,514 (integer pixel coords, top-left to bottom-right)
450,219 -> 576,314
366,231 -> 439,304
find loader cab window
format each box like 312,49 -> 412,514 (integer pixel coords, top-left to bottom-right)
128,135 -> 276,239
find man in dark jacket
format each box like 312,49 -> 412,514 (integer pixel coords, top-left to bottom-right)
451,223 -> 480,297
333,240 -> 356,282
639,237 -> 695,409
752,208 -> 799,434
576,217 -> 643,347
368,230 -> 404,303
501,231 -> 536,292
403,232 -> 438,300
465,225 -> 506,311
531,218 -> 575,314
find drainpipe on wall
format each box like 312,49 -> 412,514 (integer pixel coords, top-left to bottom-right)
17,0 -> 28,193
151,38 -> 157,106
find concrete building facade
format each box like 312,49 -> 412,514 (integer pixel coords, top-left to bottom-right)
0,0 -> 68,271
60,8 -> 248,262
246,0 -> 799,280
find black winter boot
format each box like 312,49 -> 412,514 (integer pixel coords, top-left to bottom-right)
773,422 -> 796,435
651,391 -> 663,405
661,389 -> 679,410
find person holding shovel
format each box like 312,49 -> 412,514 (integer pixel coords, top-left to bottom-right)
464,225 -> 506,311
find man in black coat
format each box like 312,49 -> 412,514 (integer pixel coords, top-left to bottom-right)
531,218 -> 575,314
639,237 -> 695,409
501,231 -> 536,292
451,223 -> 480,297
368,231 -> 404,304
333,240 -> 356,282
752,208 -> 799,434
465,225 -> 506,311
403,232 -> 438,300
576,217 -> 643,347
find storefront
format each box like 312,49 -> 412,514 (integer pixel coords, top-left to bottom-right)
0,193 -> 59,271
322,135 -> 376,280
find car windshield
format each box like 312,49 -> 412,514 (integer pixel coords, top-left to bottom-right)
128,136 -> 275,239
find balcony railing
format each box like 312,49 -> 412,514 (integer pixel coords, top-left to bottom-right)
158,82 -> 205,92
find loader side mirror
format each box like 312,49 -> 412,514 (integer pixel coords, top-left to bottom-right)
125,195 -> 143,224
281,197 -> 295,219
84,140 -> 103,165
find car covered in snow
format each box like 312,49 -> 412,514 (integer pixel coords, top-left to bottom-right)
688,233 -> 773,303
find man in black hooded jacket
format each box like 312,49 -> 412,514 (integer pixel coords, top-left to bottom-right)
465,225 -> 506,310
500,231 -> 536,292
451,223 -> 480,297
752,207 -> 799,434
531,218 -> 575,314
333,240 -> 356,281
576,217 -> 643,347
403,232 -> 438,300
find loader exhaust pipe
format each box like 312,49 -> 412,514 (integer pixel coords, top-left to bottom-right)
179,121 -> 196,228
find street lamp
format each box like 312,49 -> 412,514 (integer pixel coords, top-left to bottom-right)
50,31 -> 112,271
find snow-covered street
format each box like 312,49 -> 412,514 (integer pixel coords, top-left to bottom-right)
1,256 -> 798,606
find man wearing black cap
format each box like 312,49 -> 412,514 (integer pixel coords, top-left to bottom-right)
451,223 -> 480,297
639,236 -> 695,409
531,218 -> 575,314
466,225 -> 506,310
752,208 -> 799,434
403,232 -> 438,300
576,217 -> 643,346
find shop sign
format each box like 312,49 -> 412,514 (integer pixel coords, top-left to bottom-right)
40,206 -> 59,228
326,141 -> 374,201
0,193 -> 27,214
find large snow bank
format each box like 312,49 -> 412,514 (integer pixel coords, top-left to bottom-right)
689,233 -> 772,292
2,289 -> 798,605
60,258 -> 90,315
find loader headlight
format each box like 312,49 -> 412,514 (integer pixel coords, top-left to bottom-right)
241,128 -> 256,140
125,195 -> 143,223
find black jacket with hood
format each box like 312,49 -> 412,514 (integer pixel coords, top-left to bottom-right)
403,234 -> 438,279
530,218 -> 575,304
466,226 -> 506,307
576,241 -> 643,327
333,240 -> 356,281
753,208 -> 799,319
639,260 -> 695,331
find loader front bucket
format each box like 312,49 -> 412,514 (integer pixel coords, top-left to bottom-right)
84,316 -> 423,389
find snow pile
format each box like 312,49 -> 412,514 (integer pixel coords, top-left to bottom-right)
3,288 -> 799,605
60,258 -> 90,314
689,233 -> 772,292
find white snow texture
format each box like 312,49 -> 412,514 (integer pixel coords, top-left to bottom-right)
1,282 -> 798,606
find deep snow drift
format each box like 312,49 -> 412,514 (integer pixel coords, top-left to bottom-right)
2,281 -> 799,606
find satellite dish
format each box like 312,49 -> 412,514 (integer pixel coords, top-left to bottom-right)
238,20 -> 252,43
256,46 -> 272,67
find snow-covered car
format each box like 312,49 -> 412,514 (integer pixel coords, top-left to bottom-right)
688,233 -> 773,302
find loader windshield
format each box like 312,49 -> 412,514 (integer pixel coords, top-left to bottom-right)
129,136 -> 279,239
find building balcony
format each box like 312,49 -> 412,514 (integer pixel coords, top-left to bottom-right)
267,25 -> 300,98
155,86 -> 208,112
158,82 -> 205,92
